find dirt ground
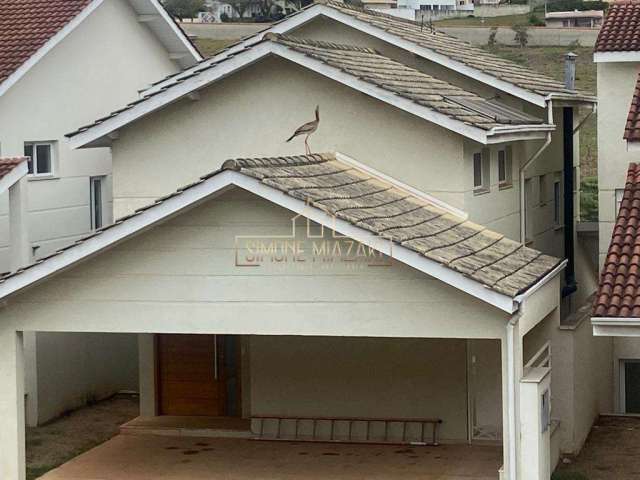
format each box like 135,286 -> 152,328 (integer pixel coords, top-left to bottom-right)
26,394 -> 139,480
554,416 -> 640,480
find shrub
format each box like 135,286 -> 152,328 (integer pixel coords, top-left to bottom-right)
580,176 -> 598,222
528,13 -> 545,26
551,471 -> 589,480
487,27 -> 498,47
512,24 -> 529,48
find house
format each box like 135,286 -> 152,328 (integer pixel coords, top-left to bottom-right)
592,0 -> 640,414
397,0 -> 474,17
0,1 -> 612,479
544,10 -> 604,29
0,0 -> 201,427
0,149 -> 563,480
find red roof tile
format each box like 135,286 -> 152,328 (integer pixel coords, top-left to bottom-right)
626,73 -> 640,141
0,157 -> 27,181
596,1 -> 640,53
0,0 -> 91,86
594,163 -> 640,317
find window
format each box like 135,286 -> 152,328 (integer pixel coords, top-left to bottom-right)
553,180 -> 561,226
473,148 -> 490,194
90,176 -> 104,230
24,142 -> 54,176
498,146 -> 513,189
616,188 -> 625,215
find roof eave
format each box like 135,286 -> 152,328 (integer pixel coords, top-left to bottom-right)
592,316 -> 640,336
545,92 -> 597,105
69,40 -> 516,148
486,124 -> 556,144
0,167 -> 519,313
594,51 -> 640,63
627,140 -> 640,152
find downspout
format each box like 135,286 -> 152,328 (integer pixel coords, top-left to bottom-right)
562,52 -> 578,297
520,102 -> 554,244
506,307 -> 522,480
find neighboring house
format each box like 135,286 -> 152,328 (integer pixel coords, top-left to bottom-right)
544,10 -> 604,29
398,0 -> 474,16
64,1 -> 608,475
0,0 -> 201,426
593,0 -> 640,414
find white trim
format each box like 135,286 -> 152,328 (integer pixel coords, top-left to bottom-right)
335,152 -> 467,218
69,40 -> 552,148
0,0 -> 201,99
147,0 -> 203,63
627,140 -> 640,152
0,162 -> 28,195
0,0 -> 105,99
594,51 -> 640,63
0,169 -> 520,313
592,317 -> 640,327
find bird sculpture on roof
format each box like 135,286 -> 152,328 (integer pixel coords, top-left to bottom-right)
286,106 -> 320,154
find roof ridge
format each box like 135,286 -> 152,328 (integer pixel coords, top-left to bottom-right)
222,153 -> 334,170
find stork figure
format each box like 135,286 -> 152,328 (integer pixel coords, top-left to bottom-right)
286,106 -> 320,154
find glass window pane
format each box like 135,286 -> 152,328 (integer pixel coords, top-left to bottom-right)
473,153 -> 482,188
24,144 -> 34,174
36,144 -> 51,174
498,151 -> 505,182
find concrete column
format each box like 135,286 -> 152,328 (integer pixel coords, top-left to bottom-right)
23,332 -> 38,427
0,329 -> 26,480
503,320 -> 524,480
9,176 -> 30,272
138,334 -> 157,417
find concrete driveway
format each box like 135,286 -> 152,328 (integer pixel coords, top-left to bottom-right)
39,435 -> 501,479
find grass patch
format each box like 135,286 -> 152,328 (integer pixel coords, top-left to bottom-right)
194,38 -> 236,57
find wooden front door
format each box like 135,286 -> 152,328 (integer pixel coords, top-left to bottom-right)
157,334 -> 226,416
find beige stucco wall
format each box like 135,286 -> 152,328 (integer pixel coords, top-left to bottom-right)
249,336 -> 471,441
597,61 -> 640,268
0,0 -> 183,425
111,56 -> 466,218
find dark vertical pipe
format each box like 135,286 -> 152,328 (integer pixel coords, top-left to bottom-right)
562,106 -> 577,297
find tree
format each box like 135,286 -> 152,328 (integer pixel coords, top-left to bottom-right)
162,0 -> 205,21
252,0 -> 275,17
227,0 -> 252,18
512,24 -> 529,48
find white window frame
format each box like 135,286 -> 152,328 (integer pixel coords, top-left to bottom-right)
90,176 -> 105,230
615,188 -> 625,216
553,178 -> 562,227
473,148 -> 491,195
24,141 -> 55,177
498,146 -> 513,189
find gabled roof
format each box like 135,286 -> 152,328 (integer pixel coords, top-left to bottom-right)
625,73 -> 640,144
594,163 -> 640,318
0,152 -> 563,314
0,0 -> 201,98
67,34 -> 553,148
0,157 -> 28,193
145,0 -> 595,107
594,1 -> 640,62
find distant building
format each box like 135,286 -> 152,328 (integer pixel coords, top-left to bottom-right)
545,10 -> 604,28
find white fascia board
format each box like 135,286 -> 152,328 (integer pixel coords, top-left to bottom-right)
0,162 -> 28,194
71,41 -> 496,148
0,169 -> 516,313
592,317 -> 640,337
486,126 -> 556,144
513,259 -> 566,304
0,0 -> 105,99
68,41 -> 275,149
594,51 -> 640,63
627,140 -> 640,152
146,0 -> 203,63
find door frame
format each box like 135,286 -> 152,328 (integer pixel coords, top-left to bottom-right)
619,358 -> 640,414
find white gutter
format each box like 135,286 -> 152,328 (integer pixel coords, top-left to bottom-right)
520,100 -> 554,244
506,312 -> 521,480
513,259 -> 567,305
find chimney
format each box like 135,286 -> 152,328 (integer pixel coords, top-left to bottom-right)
564,52 -> 577,91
